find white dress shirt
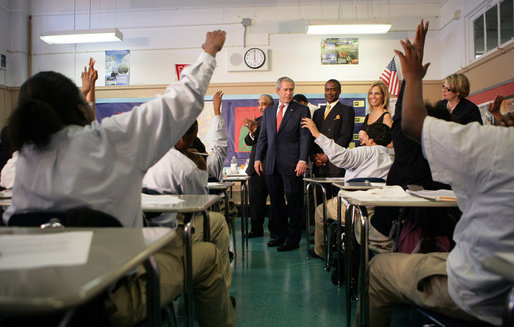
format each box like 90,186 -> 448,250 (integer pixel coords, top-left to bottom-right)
204,115 -> 227,181
143,148 -> 208,195
315,134 -> 392,180
4,52 -> 216,227
422,116 -> 514,326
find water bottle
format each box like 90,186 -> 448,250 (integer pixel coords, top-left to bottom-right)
230,156 -> 237,174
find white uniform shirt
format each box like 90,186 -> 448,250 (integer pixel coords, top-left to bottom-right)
0,151 -> 17,189
315,134 -> 392,180
205,115 -> 227,181
143,148 -> 208,195
3,52 -> 216,227
422,116 -> 514,326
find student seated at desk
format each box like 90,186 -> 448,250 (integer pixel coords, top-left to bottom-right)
354,20 -> 513,327
370,81 -> 461,255
191,90 -> 228,182
301,119 -> 393,259
142,118 -> 231,291
3,31 -> 235,327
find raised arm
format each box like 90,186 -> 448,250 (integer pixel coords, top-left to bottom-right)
394,19 -> 430,143
81,57 -> 98,121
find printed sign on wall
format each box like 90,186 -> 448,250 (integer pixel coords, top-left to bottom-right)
105,50 -> 130,86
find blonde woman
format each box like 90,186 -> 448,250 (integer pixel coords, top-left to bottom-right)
359,81 -> 393,144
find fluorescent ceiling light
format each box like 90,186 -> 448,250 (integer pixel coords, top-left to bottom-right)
40,28 -> 123,44
307,24 -> 391,35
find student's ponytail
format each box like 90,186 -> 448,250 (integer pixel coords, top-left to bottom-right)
5,71 -> 88,152
6,98 -> 64,152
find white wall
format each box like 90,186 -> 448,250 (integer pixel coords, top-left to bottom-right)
0,0 -> 499,88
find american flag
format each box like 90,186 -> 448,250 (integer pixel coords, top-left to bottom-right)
379,57 -> 400,96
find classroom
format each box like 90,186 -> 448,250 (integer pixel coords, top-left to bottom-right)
0,0 -> 512,326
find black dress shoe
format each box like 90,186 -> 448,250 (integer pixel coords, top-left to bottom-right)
308,248 -> 323,260
248,231 -> 264,238
277,243 -> 299,252
267,239 -> 283,247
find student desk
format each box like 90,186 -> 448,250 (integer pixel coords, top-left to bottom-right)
335,189 -> 457,327
141,193 -> 220,327
223,175 -> 250,258
304,177 -> 345,267
0,227 -> 176,327
207,182 -> 237,258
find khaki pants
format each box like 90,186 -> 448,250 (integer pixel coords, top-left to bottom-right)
314,198 -> 392,257
354,252 -> 476,327
183,211 -> 231,290
105,235 -> 235,327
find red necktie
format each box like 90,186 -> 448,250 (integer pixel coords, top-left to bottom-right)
276,104 -> 284,132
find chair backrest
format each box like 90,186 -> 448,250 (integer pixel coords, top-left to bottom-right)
8,207 -> 122,227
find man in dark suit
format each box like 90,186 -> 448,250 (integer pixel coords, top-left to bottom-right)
312,79 -> 355,180
254,76 -> 311,252
243,94 -> 274,238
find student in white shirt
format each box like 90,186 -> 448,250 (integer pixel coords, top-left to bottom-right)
354,20 -> 513,327
143,118 -> 231,291
301,119 -> 393,258
3,31 -> 235,327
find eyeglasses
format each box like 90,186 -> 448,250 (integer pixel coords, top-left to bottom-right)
441,85 -> 453,92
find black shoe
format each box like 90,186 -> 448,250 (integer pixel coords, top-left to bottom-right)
230,296 -> 236,308
248,231 -> 264,238
277,243 -> 299,252
267,239 -> 283,247
308,248 -> 323,260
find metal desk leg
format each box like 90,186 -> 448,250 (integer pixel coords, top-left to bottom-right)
342,199 -> 354,327
241,182 -> 249,253
305,182 -> 313,258
183,215 -> 194,327
336,192 -> 342,286
224,190 -> 236,258
202,210 -> 210,242
144,255 -> 161,327
358,206 -> 370,327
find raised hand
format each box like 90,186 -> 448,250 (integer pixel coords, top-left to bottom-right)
301,117 -> 321,138
213,91 -> 224,115
243,117 -> 258,134
202,30 -> 226,57
394,38 -> 429,83
413,19 -> 429,55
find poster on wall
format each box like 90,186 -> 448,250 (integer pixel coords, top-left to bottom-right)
105,50 -> 130,86
321,38 -> 359,65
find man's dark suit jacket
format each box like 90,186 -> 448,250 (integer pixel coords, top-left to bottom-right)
312,101 -> 355,176
255,101 -> 311,175
245,116 -> 262,176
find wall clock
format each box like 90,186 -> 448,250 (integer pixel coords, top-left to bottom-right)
244,48 -> 266,69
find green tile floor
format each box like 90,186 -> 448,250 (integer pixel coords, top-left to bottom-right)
179,218 -> 413,326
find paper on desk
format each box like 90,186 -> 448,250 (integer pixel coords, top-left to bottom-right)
0,231 -> 93,270
141,193 -> 184,206
339,185 -> 422,202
